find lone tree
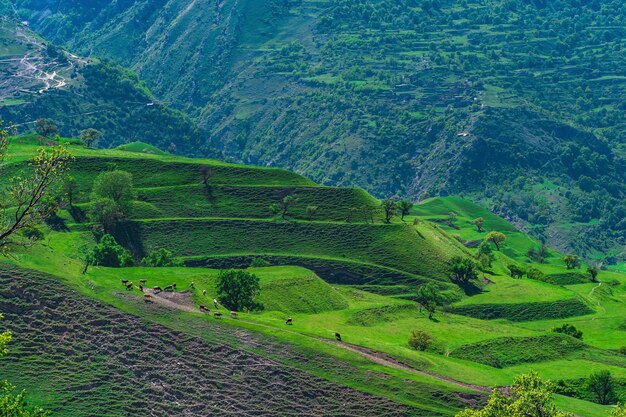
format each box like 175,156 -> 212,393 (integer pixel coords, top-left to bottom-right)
216,270 -> 262,312
89,170 -> 135,232
397,200 -> 413,221
446,211 -> 457,227
563,254 -> 581,269
485,231 -> 506,251
272,195 -> 298,220
456,371 -> 573,417
587,370 -> 615,405
0,123 -> 73,253
305,205 -> 318,220
62,176 -> 79,207
381,199 -> 397,223
472,217 -> 485,232
35,119 -> 58,138
199,165 -> 213,185
450,257 -> 479,282
415,282 -> 443,319
587,265 -> 599,282
79,128 -> 102,148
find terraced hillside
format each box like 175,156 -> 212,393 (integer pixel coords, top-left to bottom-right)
1,135 -> 626,416
7,0 -> 626,259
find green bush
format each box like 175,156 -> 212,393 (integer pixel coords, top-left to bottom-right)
250,257 -> 271,268
216,270 -> 263,312
408,330 -> 432,351
552,323 -> 583,340
88,234 -> 134,267
141,248 -> 180,267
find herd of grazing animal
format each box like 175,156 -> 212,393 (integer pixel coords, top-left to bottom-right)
119,278 -> 345,342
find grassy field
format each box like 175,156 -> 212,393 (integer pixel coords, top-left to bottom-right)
1,135 -> 624,416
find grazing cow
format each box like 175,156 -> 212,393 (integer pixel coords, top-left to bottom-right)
213,312 -> 223,318
213,299 -> 219,309
144,294 -> 153,303
139,279 -> 147,285
202,290 -> 207,296
138,285 -> 144,293
121,279 -> 129,284
335,332 -> 342,342
163,285 -> 174,292
172,283 -> 177,290
153,286 -> 163,294
199,305 -> 211,313
230,311 -> 238,318
125,282 -> 134,291
285,317 -> 293,325
190,282 -> 195,289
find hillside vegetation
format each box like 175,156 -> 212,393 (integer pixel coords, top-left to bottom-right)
6,0 -> 626,260
1,135 -> 625,416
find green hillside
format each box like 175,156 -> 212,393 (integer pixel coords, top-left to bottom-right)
7,0 -> 626,260
1,136 -> 625,416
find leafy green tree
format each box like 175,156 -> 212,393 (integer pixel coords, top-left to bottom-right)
273,195 -> 297,220
508,264 -> 525,279
306,205 -> 318,220
563,254 -> 581,269
477,241 -> 494,267
450,257 -> 479,282
62,176 -> 79,207
397,200 -> 413,221
587,266 -> 599,282
381,199 -> 397,223
141,248 -> 180,267
446,211 -> 457,227
472,217 -> 485,232
408,330 -> 431,351
91,170 -> 135,213
216,270 -> 262,312
0,123 -> 73,254
35,119 -> 58,138
88,234 -> 134,267
199,165 -> 213,185
527,244 -> 549,263
456,371 -> 573,417
415,282 -> 443,319
79,128 -> 102,148
88,198 -> 125,233
552,323 -> 583,340
587,370 -> 615,405
485,231 -> 506,251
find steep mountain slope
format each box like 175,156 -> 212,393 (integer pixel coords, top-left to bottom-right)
0,17 -> 210,154
6,0 -> 626,259
2,136 -> 625,416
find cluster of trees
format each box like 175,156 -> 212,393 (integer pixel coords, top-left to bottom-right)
380,198 -> 413,223
552,323 -> 583,340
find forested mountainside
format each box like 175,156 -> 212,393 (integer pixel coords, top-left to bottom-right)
4,0 -> 626,260
0,18 -> 210,155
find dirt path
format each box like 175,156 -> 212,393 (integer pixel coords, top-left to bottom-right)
142,289 -> 493,394
324,340 -> 492,393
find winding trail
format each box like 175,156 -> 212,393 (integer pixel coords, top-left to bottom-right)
138,288 -> 494,394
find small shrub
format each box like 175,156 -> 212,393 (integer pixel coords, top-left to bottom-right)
141,248 -> 181,267
552,323 -> 583,340
508,263 -> 525,279
250,257 -> 271,268
408,330 -> 432,351
618,346 -> 626,356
